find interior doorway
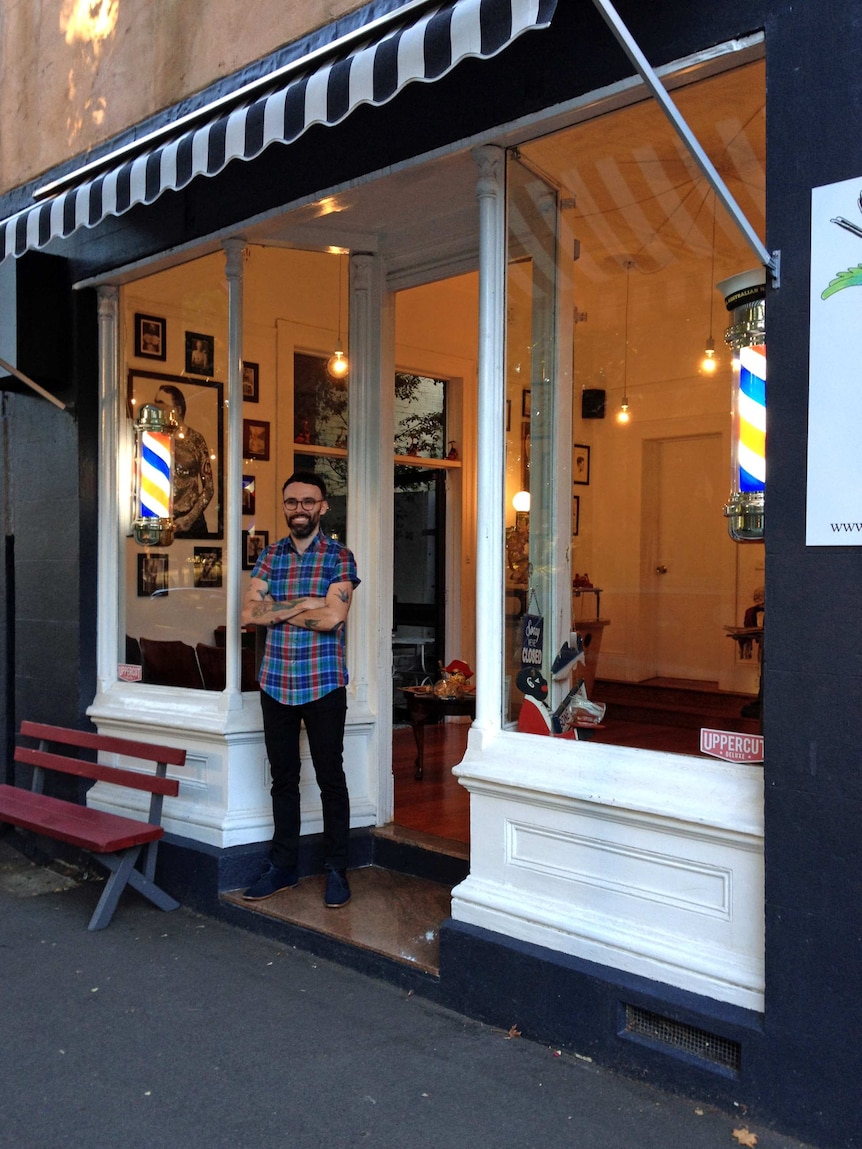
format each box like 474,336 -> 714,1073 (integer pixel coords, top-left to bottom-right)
643,433 -> 726,682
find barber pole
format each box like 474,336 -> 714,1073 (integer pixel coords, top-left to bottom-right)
719,269 -> 766,541
134,404 -> 176,546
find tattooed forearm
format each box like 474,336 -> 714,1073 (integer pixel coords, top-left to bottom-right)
338,589 -> 349,603
250,597 -> 305,621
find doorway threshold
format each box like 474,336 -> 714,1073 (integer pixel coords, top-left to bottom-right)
222,865 -> 452,975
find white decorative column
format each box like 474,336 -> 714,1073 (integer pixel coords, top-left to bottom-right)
223,239 -> 245,705
472,145 -> 506,735
347,251 -> 390,823
96,285 -> 120,692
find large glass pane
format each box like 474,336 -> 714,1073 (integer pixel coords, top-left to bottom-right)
507,60 -> 766,752
121,252 -> 228,687
503,155 -> 561,726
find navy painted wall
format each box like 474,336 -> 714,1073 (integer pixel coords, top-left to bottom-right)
0,285 -> 98,763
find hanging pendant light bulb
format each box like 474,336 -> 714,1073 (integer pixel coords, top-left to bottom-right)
616,260 -> 634,424
327,253 -> 349,380
700,193 -> 720,375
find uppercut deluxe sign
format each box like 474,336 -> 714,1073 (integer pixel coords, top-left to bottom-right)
700,728 -> 764,763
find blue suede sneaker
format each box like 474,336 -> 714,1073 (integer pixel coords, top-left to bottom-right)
324,867 -> 351,908
242,863 -> 298,900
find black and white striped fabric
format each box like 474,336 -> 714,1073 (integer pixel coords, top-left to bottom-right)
1,0 -> 556,262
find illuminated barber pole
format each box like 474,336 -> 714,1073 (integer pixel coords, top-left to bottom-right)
134,403 -> 176,546
719,269 -> 766,541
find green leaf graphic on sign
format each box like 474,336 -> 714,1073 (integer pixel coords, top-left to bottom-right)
822,265 -> 862,299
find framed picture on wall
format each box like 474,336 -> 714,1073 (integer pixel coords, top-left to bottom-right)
128,369 -> 224,539
193,546 -> 223,587
573,443 -> 591,485
185,330 -> 215,376
242,474 -> 256,515
134,313 -> 166,361
521,421 -> 531,489
137,552 -> 168,597
242,361 -> 259,402
242,529 -> 269,570
243,419 -> 270,460
522,388 -> 531,418
572,495 -> 580,537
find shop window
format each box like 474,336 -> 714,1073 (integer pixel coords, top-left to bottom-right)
120,253 -> 228,688
118,247 -> 351,688
503,60 -> 766,753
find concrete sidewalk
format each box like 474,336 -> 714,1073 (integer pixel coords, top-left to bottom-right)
0,837 -> 816,1149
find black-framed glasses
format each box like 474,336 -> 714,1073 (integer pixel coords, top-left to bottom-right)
283,497 -> 323,510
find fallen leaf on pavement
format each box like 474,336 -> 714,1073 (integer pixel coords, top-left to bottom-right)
732,1128 -> 757,1147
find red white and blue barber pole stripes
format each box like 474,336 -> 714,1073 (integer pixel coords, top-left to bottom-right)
0,0 -> 557,262
138,431 -> 173,522
736,344 -> 766,495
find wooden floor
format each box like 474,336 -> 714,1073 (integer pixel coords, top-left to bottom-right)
393,723 -> 471,844
391,679 -> 760,847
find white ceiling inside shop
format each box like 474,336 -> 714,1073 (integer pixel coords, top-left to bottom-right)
243,59 -> 764,297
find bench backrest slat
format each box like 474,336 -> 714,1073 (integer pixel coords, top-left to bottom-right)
15,747 -> 180,796
19,722 -> 187,768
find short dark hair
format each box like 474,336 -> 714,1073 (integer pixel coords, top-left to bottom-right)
155,383 -> 186,418
282,471 -> 327,500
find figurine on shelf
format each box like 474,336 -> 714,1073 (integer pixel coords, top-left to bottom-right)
433,659 -> 473,699
446,441 -> 459,460
515,668 -> 554,734
294,419 -> 311,444
573,573 -> 593,589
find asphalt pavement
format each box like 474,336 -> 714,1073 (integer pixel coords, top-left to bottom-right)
0,836 -> 818,1149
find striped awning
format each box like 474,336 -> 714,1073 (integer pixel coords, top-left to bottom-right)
1,0 -> 556,262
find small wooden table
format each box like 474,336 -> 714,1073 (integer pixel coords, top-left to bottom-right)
402,687 -> 476,779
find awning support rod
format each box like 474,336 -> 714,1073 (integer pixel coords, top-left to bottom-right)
0,355 -> 67,410
591,0 -> 780,288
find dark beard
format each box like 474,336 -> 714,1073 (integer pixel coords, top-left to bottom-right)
288,513 -> 319,539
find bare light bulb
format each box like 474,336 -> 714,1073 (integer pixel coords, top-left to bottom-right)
701,337 -> 718,374
512,490 -> 531,512
616,399 -> 631,425
326,342 -> 349,380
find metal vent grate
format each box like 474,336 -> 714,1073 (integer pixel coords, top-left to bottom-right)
624,1004 -> 741,1072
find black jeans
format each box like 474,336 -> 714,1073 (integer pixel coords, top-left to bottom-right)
259,686 -> 349,871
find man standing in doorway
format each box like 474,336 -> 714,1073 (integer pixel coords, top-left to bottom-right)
241,471 -> 359,907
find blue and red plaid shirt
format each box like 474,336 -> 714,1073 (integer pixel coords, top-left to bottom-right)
253,531 -> 360,706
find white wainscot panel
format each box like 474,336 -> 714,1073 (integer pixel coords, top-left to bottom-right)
87,687 -> 379,849
452,731 -> 765,1011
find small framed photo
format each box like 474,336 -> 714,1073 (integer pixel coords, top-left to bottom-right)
522,388 -> 531,418
134,313 -> 166,361
572,495 -> 580,537
193,546 -> 223,587
573,443 -> 591,486
242,361 -> 259,403
243,419 -> 270,461
185,331 -> 215,376
506,399 -> 512,432
242,530 -> 269,570
137,552 -> 168,597
515,510 -> 529,533
242,475 -> 256,515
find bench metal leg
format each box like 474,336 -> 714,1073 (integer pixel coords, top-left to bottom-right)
88,846 -> 143,930
124,866 -> 180,912
88,847 -> 179,930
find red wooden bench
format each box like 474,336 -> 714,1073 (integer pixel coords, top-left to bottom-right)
0,721 -> 186,930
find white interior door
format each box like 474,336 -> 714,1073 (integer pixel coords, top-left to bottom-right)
648,433 -> 726,682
